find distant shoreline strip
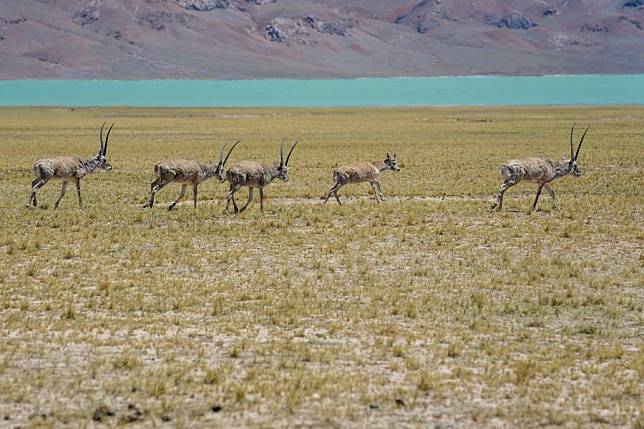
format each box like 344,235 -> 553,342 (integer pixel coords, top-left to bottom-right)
0,74 -> 642,107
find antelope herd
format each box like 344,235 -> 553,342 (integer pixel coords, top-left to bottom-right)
26,123 -> 589,212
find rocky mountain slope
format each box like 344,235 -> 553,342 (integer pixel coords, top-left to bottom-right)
0,0 -> 642,79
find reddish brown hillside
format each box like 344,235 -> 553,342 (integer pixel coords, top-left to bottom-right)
0,0 -> 642,78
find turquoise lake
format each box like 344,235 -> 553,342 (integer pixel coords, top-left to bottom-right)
0,74 -> 642,107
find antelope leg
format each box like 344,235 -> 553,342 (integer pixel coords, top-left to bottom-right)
373,180 -> 385,200
259,187 -> 264,212
492,180 -> 518,211
225,183 -> 240,213
193,183 -> 198,208
370,181 -> 381,204
231,192 -> 239,212
326,183 -> 344,205
28,178 -> 46,208
54,181 -> 68,209
324,181 -> 341,204
240,187 -> 254,212
146,177 -> 173,208
75,178 -> 83,208
532,183 -> 545,211
544,184 -> 557,209
144,178 -> 161,208
168,184 -> 187,211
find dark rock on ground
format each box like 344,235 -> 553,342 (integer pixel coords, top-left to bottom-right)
265,20 -> 288,42
618,16 -> 642,29
304,15 -> 351,36
623,0 -> 644,8
485,12 -> 537,30
138,12 -> 173,31
92,405 -> 115,422
106,30 -> 122,39
120,403 -> 144,423
581,23 -> 610,33
542,7 -> 558,17
72,4 -> 99,26
175,0 -> 230,11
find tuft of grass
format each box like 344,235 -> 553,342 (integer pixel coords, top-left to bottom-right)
513,359 -> 538,385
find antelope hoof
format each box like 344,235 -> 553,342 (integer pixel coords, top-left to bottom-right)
168,205 -> 175,211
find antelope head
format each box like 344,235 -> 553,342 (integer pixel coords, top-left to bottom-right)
385,153 -> 401,172
568,123 -> 589,177
93,122 -> 114,171
215,140 -> 240,182
277,139 -> 299,181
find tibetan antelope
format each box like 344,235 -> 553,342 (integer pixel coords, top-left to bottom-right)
324,153 -> 400,205
143,140 -> 240,211
491,124 -> 589,212
28,123 -> 114,209
224,140 -> 299,213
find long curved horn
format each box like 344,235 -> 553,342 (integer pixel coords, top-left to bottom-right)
103,122 -> 115,156
99,122 -> 106,155
569,123 -> 575,160
285,139 -> 299,166
219,142 -> 228,163
280,141 -> 284,166
574,127 -> 589,161
223,140 -> 240,166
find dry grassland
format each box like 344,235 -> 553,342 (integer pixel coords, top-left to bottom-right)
0,106 -> 642,428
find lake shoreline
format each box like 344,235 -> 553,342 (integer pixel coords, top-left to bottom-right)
1,75 -> 643,107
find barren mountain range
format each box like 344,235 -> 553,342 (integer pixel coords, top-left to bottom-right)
0,0 -> 642,79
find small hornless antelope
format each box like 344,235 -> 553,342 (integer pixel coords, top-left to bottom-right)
324,153 -> 400,205
491,124 -> 589,212
224,140 -> 299,213
28,123 -> 114,209
143,140 -> 240,211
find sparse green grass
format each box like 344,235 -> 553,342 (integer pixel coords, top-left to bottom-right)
0,106 -> 642,428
